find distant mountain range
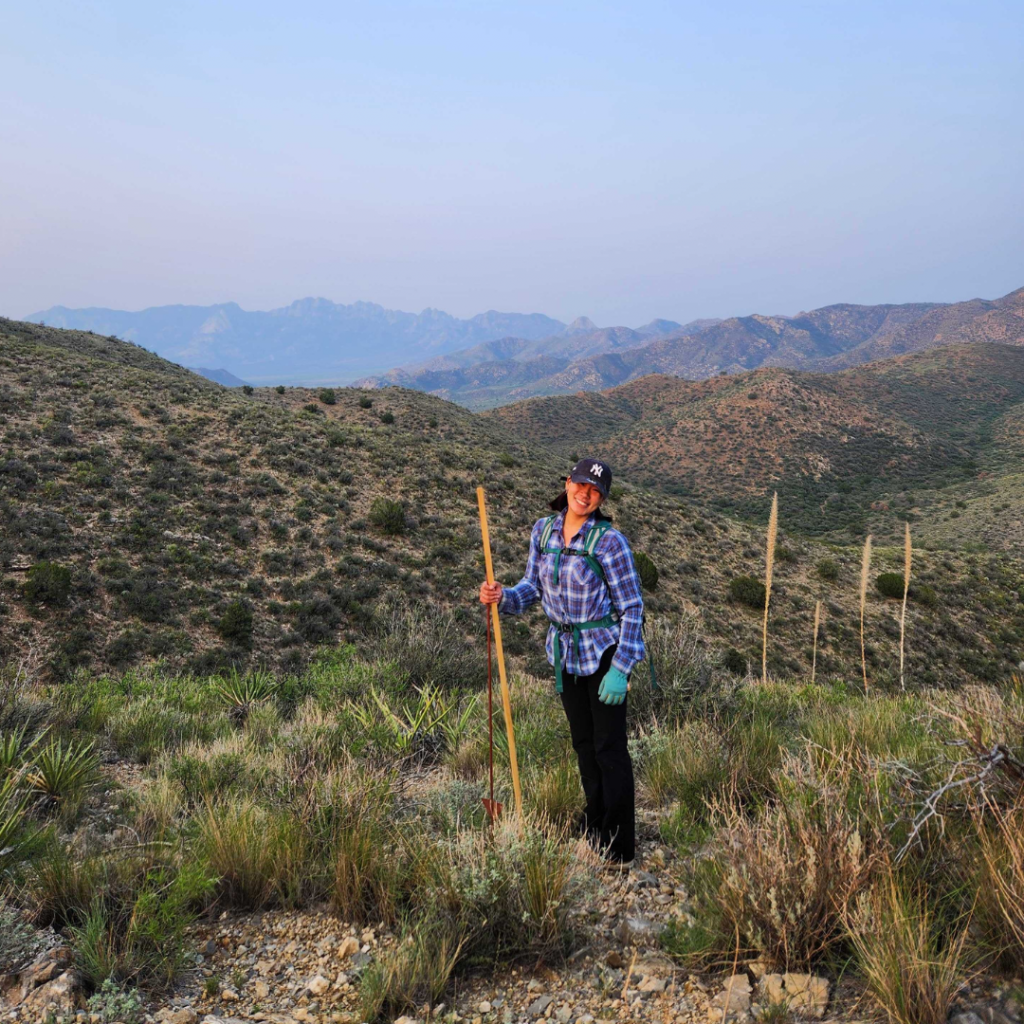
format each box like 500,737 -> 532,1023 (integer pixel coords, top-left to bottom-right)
361,287 -> 1024,408
27,299 -> 569,384
29,286 -> 1024,404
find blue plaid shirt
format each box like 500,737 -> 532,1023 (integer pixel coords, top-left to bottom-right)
499,511 -> 645,677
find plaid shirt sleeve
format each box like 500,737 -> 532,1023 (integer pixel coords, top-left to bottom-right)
498,519 -> 544,615
600,530 -> 646,676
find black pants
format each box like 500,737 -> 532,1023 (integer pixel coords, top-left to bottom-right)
559,643 -> 635,863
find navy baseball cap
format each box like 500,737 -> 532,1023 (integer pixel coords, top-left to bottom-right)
569,458 -> 612,498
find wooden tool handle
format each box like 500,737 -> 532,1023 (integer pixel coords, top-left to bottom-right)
476,486 -> 523,819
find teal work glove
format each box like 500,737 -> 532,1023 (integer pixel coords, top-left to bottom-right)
598,666 -> 629,706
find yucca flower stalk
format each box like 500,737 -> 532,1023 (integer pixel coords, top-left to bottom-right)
811,600 -> 822,685
859,534 -> 872,693
761,492 -> 778,686
899,522 -> 912,691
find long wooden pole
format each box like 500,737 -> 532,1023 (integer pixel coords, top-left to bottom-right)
476,486 -> 523,819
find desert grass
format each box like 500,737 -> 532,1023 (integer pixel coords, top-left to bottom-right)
859,534 -> 873,692
707,757 -> 876,970
848,863 -> 974,1024
811,599 -> 822,685
899,522 -> 912,691
762,492 -> 779,686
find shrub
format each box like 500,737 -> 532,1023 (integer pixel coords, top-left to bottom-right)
218,599 -> 254,647
242,385 -> 254,396
319,388 -> 337,405
912,583 -> 938,607
86,978 -> 146,1024
23,561 -> 72,606
707,763 -> 876,969
634,551 -> 659,590
275,385 -> 286,394
369,497 -> 406,536
359,394 -> 374,408
729,575 -> 766,609
816,558 -> 840,582
369,596 -> 485,691
723,648 -> 747,676
876,572 -> 906,599
379,410 -> 395,425
69,859 -> 215,988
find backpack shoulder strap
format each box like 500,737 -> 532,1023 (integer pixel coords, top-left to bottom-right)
583,518 -> 612,556
539,515 -> 559,552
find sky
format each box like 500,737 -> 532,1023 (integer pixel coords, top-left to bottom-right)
2,0 -> 1022,326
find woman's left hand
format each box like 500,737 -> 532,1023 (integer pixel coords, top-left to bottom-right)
598,666 -> 630,705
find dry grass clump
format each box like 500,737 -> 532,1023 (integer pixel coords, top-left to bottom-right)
708,759 -> 877,970
198,798 -> 316,909
847,861 -> 974,1024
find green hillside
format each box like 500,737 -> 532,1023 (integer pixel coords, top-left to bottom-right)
2,319 -> 1024,687
487,344 -> 1024,539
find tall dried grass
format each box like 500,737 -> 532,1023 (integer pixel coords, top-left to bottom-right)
859,535 -> 872,692
762,492 -> 778,686
708,758 -> 876,969
848,862 -> 974,1024
899,522 -> 912,691
811,600 -> 822,685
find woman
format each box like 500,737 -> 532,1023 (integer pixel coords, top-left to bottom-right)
479,458 -> 645,866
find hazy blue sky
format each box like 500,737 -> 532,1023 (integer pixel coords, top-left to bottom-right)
2,0 -> 1022,325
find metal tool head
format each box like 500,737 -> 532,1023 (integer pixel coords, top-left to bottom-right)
482,797 -> 504,821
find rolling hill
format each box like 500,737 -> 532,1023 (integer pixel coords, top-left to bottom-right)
486,343 -> 1024,537
2,318 -> 1023,688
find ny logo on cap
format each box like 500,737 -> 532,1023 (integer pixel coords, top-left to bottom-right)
590,463 -> 603,477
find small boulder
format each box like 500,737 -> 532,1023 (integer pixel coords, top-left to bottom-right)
307,974 -> 329,997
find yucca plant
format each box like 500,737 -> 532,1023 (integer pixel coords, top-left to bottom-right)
0,772 -> 32,873
216,670 -> 276,723
859,535 -> 873,693
762,492 -> 778,686
899,522 -> 912,691
1,726 -> 44,778
27,737 -> 99,813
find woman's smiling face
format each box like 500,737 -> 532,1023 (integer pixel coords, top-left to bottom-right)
565,476 -> 604,517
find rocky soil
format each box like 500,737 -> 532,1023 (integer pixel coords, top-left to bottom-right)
6,832 -> 1022,1024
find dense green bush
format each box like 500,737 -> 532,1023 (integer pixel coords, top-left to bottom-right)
379,410 -> 395,425
729,575 -> 766,609
319,388 -> 337,405
359,395 -> 374,408
369,498 -> 406,536
634,551 -> 660,591
218,599 -> 254,647
23,561 -> 72,606
275,385 -> 286,394
876,572 -> 906,599
816,558 -> 840,582
242,385 -> 254,396
723,647 -> 747,675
